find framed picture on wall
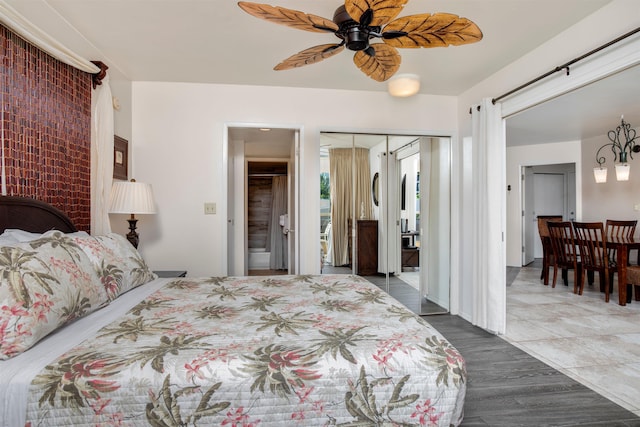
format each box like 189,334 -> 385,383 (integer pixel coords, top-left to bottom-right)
113,135 -> 128,180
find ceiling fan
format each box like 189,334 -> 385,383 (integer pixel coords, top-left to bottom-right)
237,0 -> 483,82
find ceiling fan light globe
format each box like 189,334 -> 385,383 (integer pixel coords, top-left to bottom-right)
388,73 -> 420,97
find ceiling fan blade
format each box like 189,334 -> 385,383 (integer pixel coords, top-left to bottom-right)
345,0 -> 408,27
275,44 -> 345,70
238,2 -> 338,33
383,13 -> 483,48
353,43 -> 400,82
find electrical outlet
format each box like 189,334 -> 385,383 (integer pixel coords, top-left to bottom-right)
204,202 -> 216,215
635,203 -> 640,212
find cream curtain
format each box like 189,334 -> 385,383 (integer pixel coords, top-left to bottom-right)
329,147 -> 373,267
0,1 -> 99,73
330,148 -> 352,267
471,98 -> 506,334
354,148 -> 374,221
90,74 -> 114,235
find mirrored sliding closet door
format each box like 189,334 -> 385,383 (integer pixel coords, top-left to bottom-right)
320,132 -> 451,315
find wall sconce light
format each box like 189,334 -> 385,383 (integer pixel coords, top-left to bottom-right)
109,179 -> 157,248
388,73 -> 420,97
594,115 -> 639,183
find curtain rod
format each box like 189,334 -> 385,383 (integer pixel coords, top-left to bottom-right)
491,26 -> 640,105
390,137 -> 421,155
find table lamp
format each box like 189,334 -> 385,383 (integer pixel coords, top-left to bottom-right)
109,179 -> 156,248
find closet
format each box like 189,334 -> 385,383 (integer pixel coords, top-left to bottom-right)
319,132 -> 451,315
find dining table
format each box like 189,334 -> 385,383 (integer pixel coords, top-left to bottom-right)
607,235 -> 640,305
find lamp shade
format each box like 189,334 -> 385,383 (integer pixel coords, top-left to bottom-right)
593,167 -> 607,183
109,181 -> 156,214
388,73 -> 420,97
615,163 -> 630,181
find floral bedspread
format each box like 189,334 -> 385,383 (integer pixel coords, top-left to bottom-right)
25,274 -> 466,426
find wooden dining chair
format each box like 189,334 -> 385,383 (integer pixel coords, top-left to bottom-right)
537,215 -> 563,286
547,221 -> 582,291
573,221 -> 613,301
625,265 -> 640,303
606,219 -> 638,266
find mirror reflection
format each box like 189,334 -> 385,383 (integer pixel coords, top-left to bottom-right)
319,132 -> 451,315
372,172 -> 379,206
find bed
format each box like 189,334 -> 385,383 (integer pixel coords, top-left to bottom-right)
0,196 -> 466,426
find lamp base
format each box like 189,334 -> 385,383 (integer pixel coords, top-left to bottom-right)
126,218 -> 139,248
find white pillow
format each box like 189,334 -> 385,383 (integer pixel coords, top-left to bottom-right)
0,234 -> 19,246
1,229 -> 89,243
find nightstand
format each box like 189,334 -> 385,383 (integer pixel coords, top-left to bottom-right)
154,270 -> 187,278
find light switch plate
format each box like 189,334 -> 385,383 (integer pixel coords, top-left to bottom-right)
204,202 -> 216,215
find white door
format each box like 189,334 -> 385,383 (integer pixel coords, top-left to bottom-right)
522,166 -> 535,265
227,139 -> 247,275
532,173 -> 565,258
287,130 -> 300,274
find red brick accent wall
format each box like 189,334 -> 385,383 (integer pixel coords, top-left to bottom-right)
1,24 -> 92,231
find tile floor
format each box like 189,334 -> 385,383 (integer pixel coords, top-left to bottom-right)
504,263 -> 640,416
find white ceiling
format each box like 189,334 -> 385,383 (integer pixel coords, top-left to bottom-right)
6,0 -> 639,146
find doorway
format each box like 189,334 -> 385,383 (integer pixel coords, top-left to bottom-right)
227,126 -> 300,276
522,163 -> 576,265
247,161 -> 289,275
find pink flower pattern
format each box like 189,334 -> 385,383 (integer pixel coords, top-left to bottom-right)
412,399 -> 445,426
222,407 -> 260,427
22,274 -> 465,426
373,332 -> 415,371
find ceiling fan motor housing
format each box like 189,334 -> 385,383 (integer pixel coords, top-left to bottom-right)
333,5 -> 377,51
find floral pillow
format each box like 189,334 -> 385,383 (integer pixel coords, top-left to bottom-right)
71,233 -> 157,301
0,231 -> 108,359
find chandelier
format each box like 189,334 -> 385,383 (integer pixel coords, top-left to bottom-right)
594,116 -> 639,183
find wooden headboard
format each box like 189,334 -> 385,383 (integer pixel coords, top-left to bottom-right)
0,196 -> 77,233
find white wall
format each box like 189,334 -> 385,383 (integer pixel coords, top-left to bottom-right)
111,79 -> 133,142
130,82 -> 457,277
109,78 -> 134,238
581,131 -> 640,222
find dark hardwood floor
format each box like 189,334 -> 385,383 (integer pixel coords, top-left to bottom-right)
321,265 -> 448,314
427,314 -> 640,426
247,269 -> 288,276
